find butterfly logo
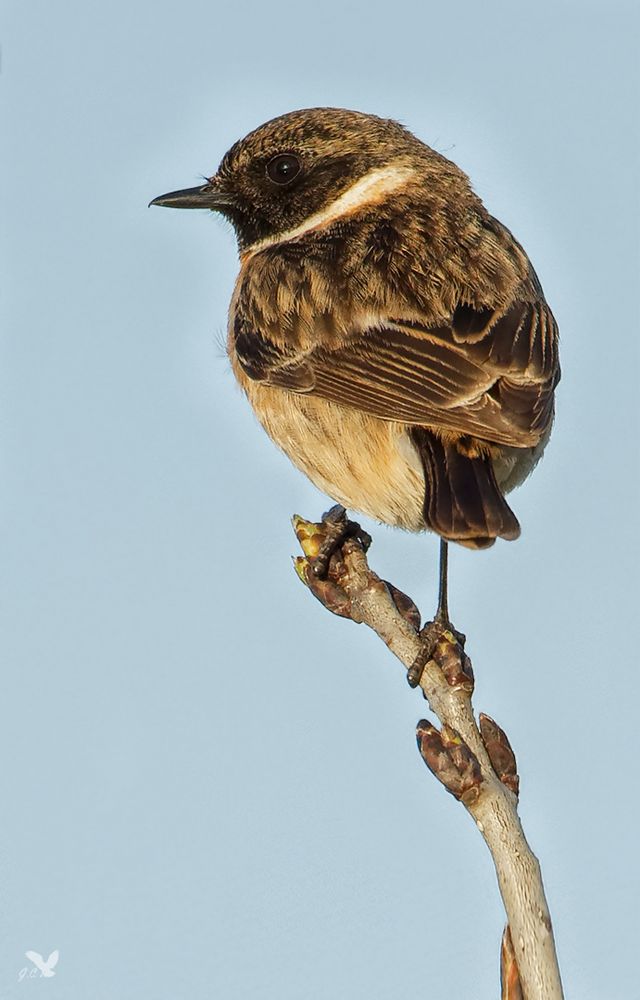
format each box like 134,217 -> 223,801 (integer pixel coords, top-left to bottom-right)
25,950 -> 59,978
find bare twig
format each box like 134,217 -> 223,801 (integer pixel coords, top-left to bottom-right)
293,511 -> 564,1000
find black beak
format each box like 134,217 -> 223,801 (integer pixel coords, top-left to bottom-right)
149,181 -> 231,210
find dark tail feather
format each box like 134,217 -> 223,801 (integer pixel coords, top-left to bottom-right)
411,429 -> 521,549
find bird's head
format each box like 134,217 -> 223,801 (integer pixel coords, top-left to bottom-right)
150,107 -> 457,252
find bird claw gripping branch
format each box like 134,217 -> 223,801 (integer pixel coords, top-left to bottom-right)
292,509 -> 420,630
307,504 -> 369,578
407,624 -> 472,691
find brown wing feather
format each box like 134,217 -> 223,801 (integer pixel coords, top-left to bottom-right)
234,299 -> 559,449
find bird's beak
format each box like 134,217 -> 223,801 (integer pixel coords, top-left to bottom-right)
149,179 -> 231,211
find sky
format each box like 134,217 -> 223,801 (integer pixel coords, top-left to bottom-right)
1,1 -> 639,997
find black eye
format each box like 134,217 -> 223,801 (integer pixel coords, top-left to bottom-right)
266,153 -> 301,185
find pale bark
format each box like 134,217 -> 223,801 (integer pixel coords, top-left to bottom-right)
293,515 -> 564,1000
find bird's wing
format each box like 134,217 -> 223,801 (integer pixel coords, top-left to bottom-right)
46,951 -> 60,970
234,299 -> 560,448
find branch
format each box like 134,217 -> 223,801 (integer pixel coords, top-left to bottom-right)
293,511 -> 564,1000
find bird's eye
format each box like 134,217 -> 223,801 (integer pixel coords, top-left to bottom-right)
266,153 -> 302,185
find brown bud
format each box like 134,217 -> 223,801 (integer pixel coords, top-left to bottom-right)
384,582 -> 421,631
500,925 -> 524,1000
292,557 -> 353,619
479,713 -> 520,796
431,632 -> 474,692
416,720 -> 483,803
292,515 -> 325,559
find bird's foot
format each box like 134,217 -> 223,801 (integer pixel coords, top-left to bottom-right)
308,504 -> 371,578
292,506 -> 377,620
407,616 -> 467,689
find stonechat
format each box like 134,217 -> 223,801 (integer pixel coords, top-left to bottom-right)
151,108 -> 560,640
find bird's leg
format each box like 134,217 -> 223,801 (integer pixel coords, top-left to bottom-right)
309,504 -> 370,578
407,540 -> 466,688
432,539 -> 465,646
435,537 -> 450,625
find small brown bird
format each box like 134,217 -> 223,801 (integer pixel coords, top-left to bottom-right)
151,108 -> 560,658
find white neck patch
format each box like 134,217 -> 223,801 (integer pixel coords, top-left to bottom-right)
241,163 -> 415,259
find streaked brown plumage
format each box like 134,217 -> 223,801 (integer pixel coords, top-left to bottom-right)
151,108 -> 560,552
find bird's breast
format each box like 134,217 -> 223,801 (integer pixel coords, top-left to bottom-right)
232,358 -> 427,531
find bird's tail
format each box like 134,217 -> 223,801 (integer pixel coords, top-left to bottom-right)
410,429 -> 521,549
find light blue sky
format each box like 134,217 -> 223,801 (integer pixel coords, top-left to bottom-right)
2,1 -> 638,997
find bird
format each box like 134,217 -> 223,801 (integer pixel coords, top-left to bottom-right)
151,108 -> 560,673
